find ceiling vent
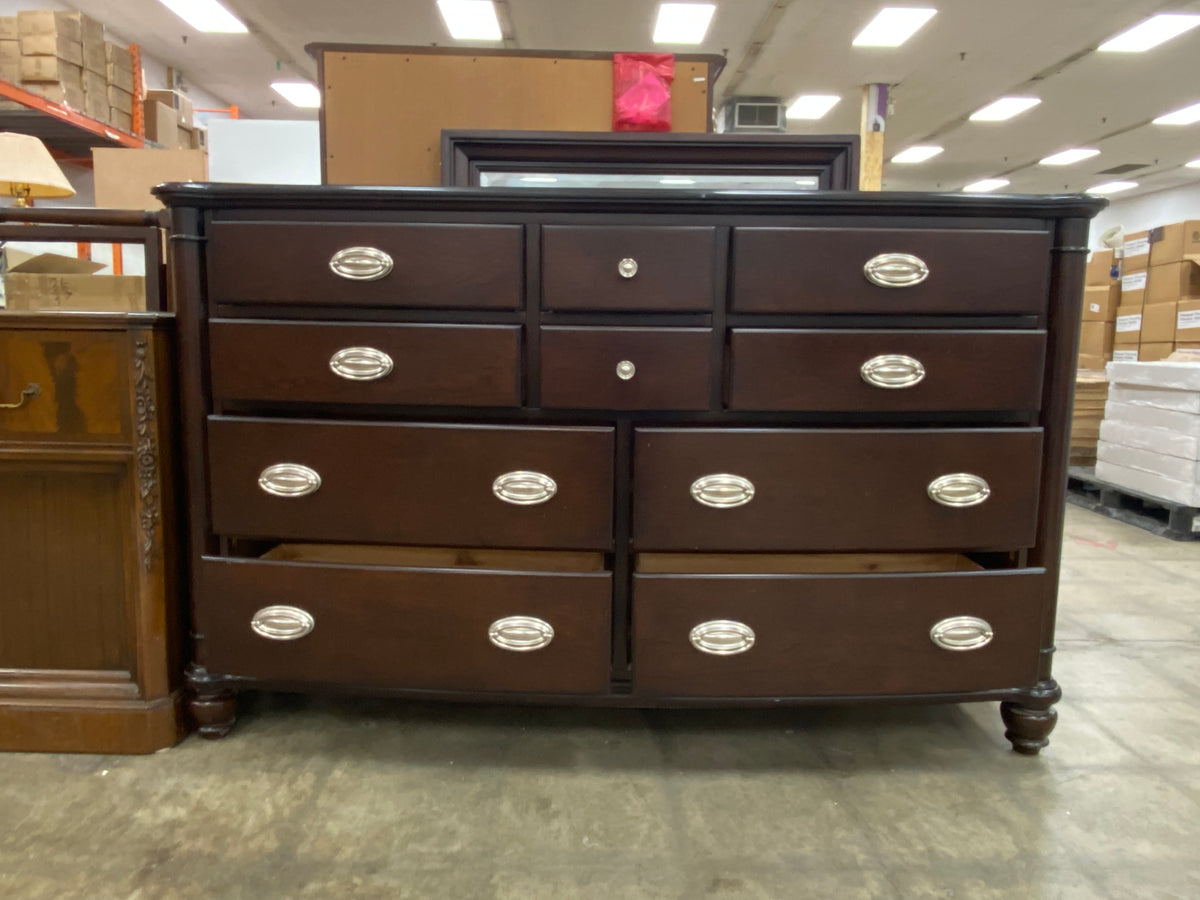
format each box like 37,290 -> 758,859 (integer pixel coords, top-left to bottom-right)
722,97 -> 787,133
1096,163 -> 1149,175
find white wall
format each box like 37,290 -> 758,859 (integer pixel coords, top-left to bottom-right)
207,119 -> 320,184
1089,182 -> 1200,248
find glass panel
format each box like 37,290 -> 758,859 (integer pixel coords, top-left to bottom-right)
478,171 -> 821,190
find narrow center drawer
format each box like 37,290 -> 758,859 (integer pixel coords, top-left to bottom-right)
207,222 -> 523,309
541,225 -> 715,311
209,320 -> 521,407
207,418 -> 615,549
728,329 -> 1046,411
540,327 -> 712,410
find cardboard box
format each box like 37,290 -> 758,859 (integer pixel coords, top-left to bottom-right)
81,38 -> 104,75
1138,342 -> 1176,362
1114,306 -> 1143,344
106,61 -> 133,92
0,38 -> 19,64
146,88 -> 193,128
1149,221 -> 1200,267
1121,269 -> 1147,294
1079,320 -> 1115,358
1082,283 -> 1120,322
83,67 -> 105,97
66,11 -> 103,47
106,85 -> 132,114
1176,298 -> 1200,343
92,147 -> 208,210
0,17 -> 16,41
0,60 -> 17,84
1078,353 -> 1107,370
176,124 -> 192,150
19,33 -> 83,67
143,100 -> 178,145
4,252 -> 145,312
82,91 -> 107,122
17,11 -> 82,43
1146,260 -> 1200,303
109,108 -> 132,132
104,41 -> 132,71
22,80 -> 84,109
1141,300 -> 1178,344
19,56 -> 82,88
1123,230 -> 1151,273
1086,248 -> 1115,286
190,126 -> 207,150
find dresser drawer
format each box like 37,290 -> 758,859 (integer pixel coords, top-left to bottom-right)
541,225 -> 714,311
633,427 -> 1043,551
541,327 -> 711,410
197,557 -> 611,694
0,328 -> 127,442
208,418 -> 615,549
210,320 -> 521,407
728,329 -> 1046,411
731,227 -> 1052,314
632,568 -> 1044,697
207,222 -> 523,309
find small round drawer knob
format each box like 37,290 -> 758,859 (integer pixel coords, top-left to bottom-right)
616,360 -> 637,380
329,346 -> 394,381
861,354 -> 926,389
690,620 -> 756,656
690,473 -> 755,508
930,616 -> 994,651
489,616 -> 555,651
492,470 -> 558,506
618,257 -> 639,278
927,473 -> 991,508
258,463 -> 322,498
251,605 -> 315,641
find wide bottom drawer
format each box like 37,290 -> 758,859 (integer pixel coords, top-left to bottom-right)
196,554 -> 612,694
632,568 -> 1045,698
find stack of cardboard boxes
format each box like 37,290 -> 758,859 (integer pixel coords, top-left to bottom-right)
1113,222 -> 1200,361
143,88 -> 205,150
1078,248 -> 1120,370
106,40 -> 133,133
1070,370 -> 1110,467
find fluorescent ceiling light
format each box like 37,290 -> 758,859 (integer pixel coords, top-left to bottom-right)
1187,158 -> 1200,169
271,82 -> 321,108
891,145 -> 943,163
786,94 -> 841,120
852,7 -> 937,46
962,178 -> 1009,192
1087,181 -> 1138,195
1098,14 -> 1200,52
436,0 -> 502,40
1039,148 -> 1100,166
653,3 -> 716,44
157,0 -> 247,32
1153,101 -> 1200,125
969,97 -> 1041,121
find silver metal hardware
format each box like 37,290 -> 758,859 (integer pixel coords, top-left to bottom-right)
690,620 -> 756,656
616,360 -> 637,380
863,252 -> 929,287
0,383 -> 40,410
250,605 -> 315,641
329,346 -> 394,381
618,257 -> 639,278
258,463 -> 322,498
860,354 -> 926,389
927,473 -> 991,508
488,615 -> 555,651
492,470 -> 557,506
930,616 -> 994,651
690,474 -> 755,509
329,246 -> 394,281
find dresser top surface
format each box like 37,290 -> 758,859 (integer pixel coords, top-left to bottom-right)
153,183 -> 1107,220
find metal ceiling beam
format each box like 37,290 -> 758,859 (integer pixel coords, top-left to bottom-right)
717,0 -> 795,105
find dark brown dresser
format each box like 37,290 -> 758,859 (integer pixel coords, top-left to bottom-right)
158,184 -> 1104,754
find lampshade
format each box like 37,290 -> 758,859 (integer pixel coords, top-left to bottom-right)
0,132 -> 76,206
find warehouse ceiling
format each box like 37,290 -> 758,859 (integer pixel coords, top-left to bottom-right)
68,0 -> 1200,198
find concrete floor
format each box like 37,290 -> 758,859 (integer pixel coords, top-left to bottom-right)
2,505 -> 1199,900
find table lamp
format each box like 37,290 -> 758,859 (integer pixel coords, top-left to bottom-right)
0,132 -> 75,207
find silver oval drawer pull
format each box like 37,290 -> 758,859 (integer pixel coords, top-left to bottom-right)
489,615 -> 555,652
329,246 -> 394,281
861,354 -> 926,389
864,252 -> 929,287
930,616 -> 994,651
329,346 -> 394,381
618,257 -> 639,278
616,360 -> 637,380
690,620 -> 756,656
927,473 -> 991,507
258,463 -> 322,498
492,470 -> 557,506
690,474 -> 755,508
251,605 -> 315,641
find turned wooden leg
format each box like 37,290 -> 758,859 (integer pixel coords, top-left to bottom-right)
1000,679 -> 1061,755
186,663 -> 238,739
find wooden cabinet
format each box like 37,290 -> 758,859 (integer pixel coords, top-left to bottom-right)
0,314 -> 184,753
159,184 -> 1103,754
